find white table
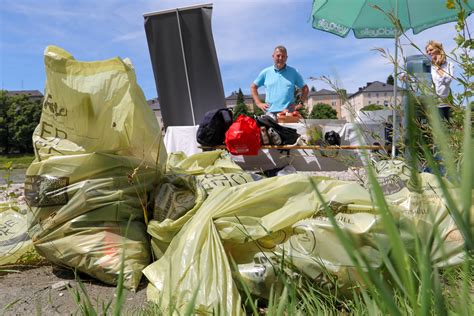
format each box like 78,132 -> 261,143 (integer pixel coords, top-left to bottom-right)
164,125 -> 202,157
164,122 -> 386,172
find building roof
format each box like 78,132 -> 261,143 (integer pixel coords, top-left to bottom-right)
5,90 -> 43,97
349,81 -> 404,99
225,91 -> 265,101
309,88 -> 338,96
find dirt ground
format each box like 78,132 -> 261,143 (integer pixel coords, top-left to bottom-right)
0,264 -> 148,315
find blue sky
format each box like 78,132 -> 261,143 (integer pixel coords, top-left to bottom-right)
1,0 -> 472,100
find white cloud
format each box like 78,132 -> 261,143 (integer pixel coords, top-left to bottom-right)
111,31 -> 144,43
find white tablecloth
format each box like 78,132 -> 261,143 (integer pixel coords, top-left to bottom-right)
164,123 -> 386,171
164,125 -> 202,157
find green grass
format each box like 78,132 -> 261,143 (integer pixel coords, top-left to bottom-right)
0,154 -> 35,169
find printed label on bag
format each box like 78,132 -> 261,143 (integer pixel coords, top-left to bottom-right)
24,175 -> 69,207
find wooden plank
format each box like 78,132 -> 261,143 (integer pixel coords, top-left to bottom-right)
199,145 -> 385,150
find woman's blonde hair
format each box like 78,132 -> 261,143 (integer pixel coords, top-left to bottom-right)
426,40 -> 446,66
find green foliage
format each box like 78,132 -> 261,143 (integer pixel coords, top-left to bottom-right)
232,88 -> 252,119
386,74 -> 394,85
236,88 -> 245,105
397,0 -> 471,169
304,5 -> 472,312
361,104 -> 385,111
292,87 -> 310,118
298,105 -> 309,119
294,87 -> 303,106
310,103 -> 338,119
253,103 -> 264,116
0,91 -> 10,153
305,98 -> 473,315
306,126 -> 322,145
0,91 -> 42,154
310,86 -> 316,92
0,155 -> 35,169
232,102 -> 250,120
337,88 -> 347,100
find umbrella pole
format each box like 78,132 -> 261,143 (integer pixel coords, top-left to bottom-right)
391,0 -> 399,159
391,31 -> 399,159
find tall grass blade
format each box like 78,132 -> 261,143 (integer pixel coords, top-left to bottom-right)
183,284 -> 200,316
69,271 -> 97,316
459,103 -> 472,242
459,256 -> 473,316
112,217 -> 133,316
425,100 -> 458,184
2,298 -> 22,313
421,144 -> 473,250
267,284 -> 275,314
308,178 -> 401,316
363,164 -> 417,309
276,285 -> 288,315
228,256 -> 258,315
417,234 -> 433,315
432,267 -> 447,315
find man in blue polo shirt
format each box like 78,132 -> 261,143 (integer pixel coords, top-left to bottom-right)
251,45 -> 309,117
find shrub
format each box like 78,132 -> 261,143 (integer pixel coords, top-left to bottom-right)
309,103 -> 338,119
361,104 -> 384,111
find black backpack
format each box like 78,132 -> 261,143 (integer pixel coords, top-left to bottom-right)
196,108 -> 233,146
255,115 -> 300,145
324,130 -> 341,146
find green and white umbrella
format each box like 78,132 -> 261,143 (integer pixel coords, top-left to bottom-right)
311,0 -> 474,157
312,0 -> 473,38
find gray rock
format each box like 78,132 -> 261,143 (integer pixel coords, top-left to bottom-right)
51,281 -> 70,290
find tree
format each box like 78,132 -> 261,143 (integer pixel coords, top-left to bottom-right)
292,87 -> 310,118
361,104 -> 385,111
311,86 -> 316,92
386,74 -> 394,86
0,91 -> 42,154
298,105 -> 309,119
253,103 -> 264,116
236,88 -> 245,105
233,88 -> 251,120
294,87 -> 303,106
0,91 -> 10,154
309,103 -> 338,119
232,102 -> 250,120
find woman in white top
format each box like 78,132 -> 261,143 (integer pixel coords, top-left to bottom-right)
425,40 -> 454,120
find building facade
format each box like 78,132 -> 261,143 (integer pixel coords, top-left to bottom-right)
307,89 -> 344,119
340,81 -> 404,122
5,90 -> 43,102
225,91 -> 265,112
147,97 -> 164,130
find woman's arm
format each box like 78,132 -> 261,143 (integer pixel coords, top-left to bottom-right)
436,61 -> 454,86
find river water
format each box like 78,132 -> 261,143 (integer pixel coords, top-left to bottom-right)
0,169 -> 26,184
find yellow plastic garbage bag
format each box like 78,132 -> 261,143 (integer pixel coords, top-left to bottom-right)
143,174 -> 370,314
33,45 -> 167,167
263,160 -> 466,296
144,161 -> 468,313
149,150 -> 258,259
369,160 -> 466,266
235,252 -> 283,300
0,203 -> 34,265
149,171 -> 259,259
25,45 -> 166,290
274,215 -> 384,295
166,150 -> 242,175
26,153 -> 157,289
